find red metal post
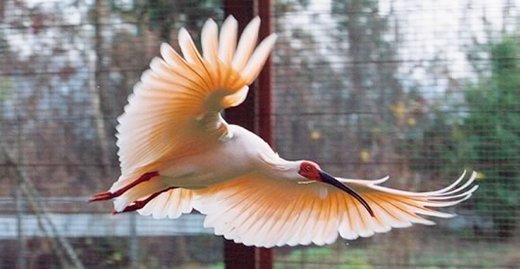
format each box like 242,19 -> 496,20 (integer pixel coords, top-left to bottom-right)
256,0 -> 273,144
223,0 -> 274,268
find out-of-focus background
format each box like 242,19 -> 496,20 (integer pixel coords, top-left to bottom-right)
1,0 -> 519,268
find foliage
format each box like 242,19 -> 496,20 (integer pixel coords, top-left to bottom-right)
408,36 -> 520,237
461,36 -> 520,237
404,109 -> 467,174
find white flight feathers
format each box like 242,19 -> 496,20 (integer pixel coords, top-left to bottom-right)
172,16 -> 277,84
194,170 -> 478,247
114,15 -> 277,178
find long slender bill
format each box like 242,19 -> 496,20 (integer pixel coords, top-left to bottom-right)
319,171 -> 375,217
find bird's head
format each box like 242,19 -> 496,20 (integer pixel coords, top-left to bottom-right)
297,161 -> 322,180
297,161 -> 375,217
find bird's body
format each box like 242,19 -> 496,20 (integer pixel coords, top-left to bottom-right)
117,124 -> 283,201
154,125 -> 268,188
90,16 -> 478,247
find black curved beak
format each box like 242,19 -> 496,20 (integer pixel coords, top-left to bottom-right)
319,171 -> 375,217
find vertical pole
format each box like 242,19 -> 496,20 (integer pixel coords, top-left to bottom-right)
223,0 -> 273,269
256,0 -> 273,144
129,214 -> 139,269
16,183 -> 27,269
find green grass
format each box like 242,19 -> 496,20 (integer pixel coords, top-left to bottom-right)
275,247 -> 372,269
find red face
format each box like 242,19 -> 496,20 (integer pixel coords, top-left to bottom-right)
298,161 -> 322,181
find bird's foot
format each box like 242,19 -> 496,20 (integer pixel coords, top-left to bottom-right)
89,171 -> 160,202
112,187 -> 176,214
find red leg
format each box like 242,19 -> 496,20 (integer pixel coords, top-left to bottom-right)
113,187 -> 176,214
89,171 -> 160,202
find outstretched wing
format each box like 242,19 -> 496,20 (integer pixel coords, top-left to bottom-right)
113,16 -> 277,189
193,171 -> 477,247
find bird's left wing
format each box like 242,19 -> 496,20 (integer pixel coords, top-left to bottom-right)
115,16 -> 277,183
193,171 -> 477,247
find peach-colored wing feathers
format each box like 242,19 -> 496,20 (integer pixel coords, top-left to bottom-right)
113,16 -> 276,185
137,188 -> 194,219
111,16 -> 276,217
193,171 -> 477,247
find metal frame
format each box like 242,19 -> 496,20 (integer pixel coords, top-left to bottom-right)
223,0 -> 273,268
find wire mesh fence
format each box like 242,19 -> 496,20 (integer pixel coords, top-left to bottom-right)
0,0 -> 519,268
272,1 -> 520,268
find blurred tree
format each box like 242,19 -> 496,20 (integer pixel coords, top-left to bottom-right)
274,0 -> 404,179
109,0 -> 222,40
462,37 -> 520,237
332,0 -> 408,179
408,36 -> 520,237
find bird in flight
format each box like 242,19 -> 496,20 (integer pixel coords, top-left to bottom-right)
90,16 -> 478,247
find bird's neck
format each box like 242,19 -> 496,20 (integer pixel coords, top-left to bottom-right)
257,152 -> 302,181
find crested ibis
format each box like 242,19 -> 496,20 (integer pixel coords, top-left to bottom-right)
90,16 -> 478,247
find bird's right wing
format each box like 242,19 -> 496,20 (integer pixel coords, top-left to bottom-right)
193,171 -> 477,247
113,16 -> 277,190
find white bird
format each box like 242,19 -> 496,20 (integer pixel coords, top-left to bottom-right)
90,16 -> 478,247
